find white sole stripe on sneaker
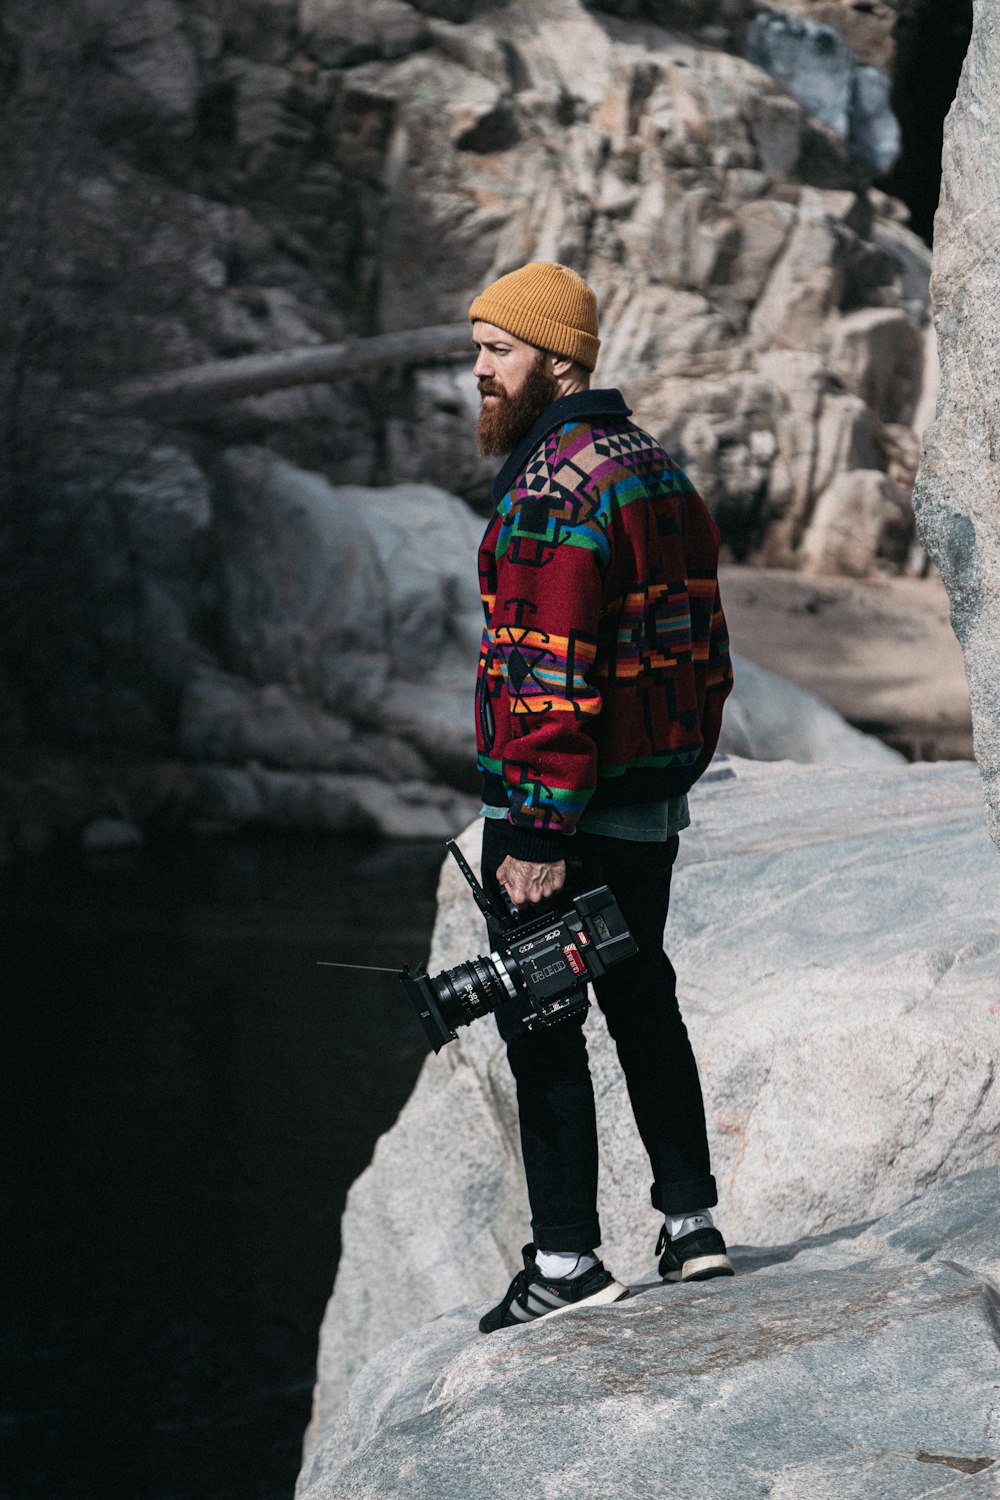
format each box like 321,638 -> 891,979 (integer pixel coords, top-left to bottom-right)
507,1278 -> 630,1324
664,1254 -> 733,1282
543,1279 -> 628,1320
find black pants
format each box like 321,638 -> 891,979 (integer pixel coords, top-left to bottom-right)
481,818 -> 717,1252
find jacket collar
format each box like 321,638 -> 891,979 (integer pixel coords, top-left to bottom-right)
490,388 -> 632,504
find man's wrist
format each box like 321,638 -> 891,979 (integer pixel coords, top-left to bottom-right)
500,822 -> 570,863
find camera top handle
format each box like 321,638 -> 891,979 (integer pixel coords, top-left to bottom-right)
445,839 -> 521,930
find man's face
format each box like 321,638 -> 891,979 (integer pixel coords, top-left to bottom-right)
472,320 -> 559,456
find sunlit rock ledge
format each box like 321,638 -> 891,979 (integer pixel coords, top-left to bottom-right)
302,756 -> 1000,1493
297,1168 -> 1000,1500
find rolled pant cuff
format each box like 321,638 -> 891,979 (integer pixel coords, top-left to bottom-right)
533,1217 -> 603,1253
650,1175 -> 718,1216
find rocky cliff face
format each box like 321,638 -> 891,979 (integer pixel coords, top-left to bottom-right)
0,0 -> 959,846
583,0 -> 901,65
914,0 -> 1000,853
358,0 -> 934,570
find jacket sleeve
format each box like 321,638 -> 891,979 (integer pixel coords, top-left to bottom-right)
489,488 -> 610,862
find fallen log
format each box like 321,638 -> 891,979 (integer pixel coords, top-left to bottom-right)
99,322 -> 472,419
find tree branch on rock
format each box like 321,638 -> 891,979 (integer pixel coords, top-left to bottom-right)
98,324 -> 472,420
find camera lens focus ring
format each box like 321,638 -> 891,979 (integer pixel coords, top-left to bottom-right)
431,953 -> 512,1032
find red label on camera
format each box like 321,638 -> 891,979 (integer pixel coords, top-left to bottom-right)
563,943 -> 586,976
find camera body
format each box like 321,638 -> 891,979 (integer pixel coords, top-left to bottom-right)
401,842 -> 638,1054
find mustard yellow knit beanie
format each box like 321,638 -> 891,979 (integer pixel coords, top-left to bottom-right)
468,262 -> 600,371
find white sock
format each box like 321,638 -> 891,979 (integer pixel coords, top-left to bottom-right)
535,1248 -> 598,1280
665,1209 -> 714,1239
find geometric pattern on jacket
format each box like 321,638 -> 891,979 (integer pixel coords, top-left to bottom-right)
477,389 -> 733,862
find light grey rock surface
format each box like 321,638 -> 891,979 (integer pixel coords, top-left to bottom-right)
747,10 -> 857,139
308,757 -> 1000,1443
753,1163 -> 1000,1291
213,448 -> 484,750
739,0 -> 899,74
299,1169 -> 1000,1499
850,61 -> 901,174
721,652 -> 905,766
746,9 -> 901,172
914,0 -> 1000,853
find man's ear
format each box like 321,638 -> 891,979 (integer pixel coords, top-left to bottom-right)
547,352 -> 575,380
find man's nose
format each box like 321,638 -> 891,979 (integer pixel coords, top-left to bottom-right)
473,350 -> 492,380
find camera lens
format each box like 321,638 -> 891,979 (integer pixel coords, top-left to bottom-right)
433,953 -> 513,1029
400,952 -> 517,1053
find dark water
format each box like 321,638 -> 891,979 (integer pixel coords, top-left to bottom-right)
4,832 -> 444,1500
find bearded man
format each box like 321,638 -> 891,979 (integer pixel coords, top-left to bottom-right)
468,262 -> 735,1332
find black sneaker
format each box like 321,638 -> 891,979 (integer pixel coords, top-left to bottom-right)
479,1243 -> 628,1333
656,1223 -> 734,1282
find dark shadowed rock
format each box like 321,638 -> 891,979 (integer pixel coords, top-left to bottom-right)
299,0 -> 429,68
188,761 -> 474,838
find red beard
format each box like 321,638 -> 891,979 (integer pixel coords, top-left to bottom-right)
477,360 -> 559,457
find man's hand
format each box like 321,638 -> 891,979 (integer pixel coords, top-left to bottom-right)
496,855 -> 566,909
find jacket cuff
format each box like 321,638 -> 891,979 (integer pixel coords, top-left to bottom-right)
499,820 -> 574,863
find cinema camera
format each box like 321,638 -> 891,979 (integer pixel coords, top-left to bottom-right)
401,840 -> 638,1054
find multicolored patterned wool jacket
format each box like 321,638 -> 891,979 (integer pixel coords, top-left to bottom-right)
477,389 -> 733,862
